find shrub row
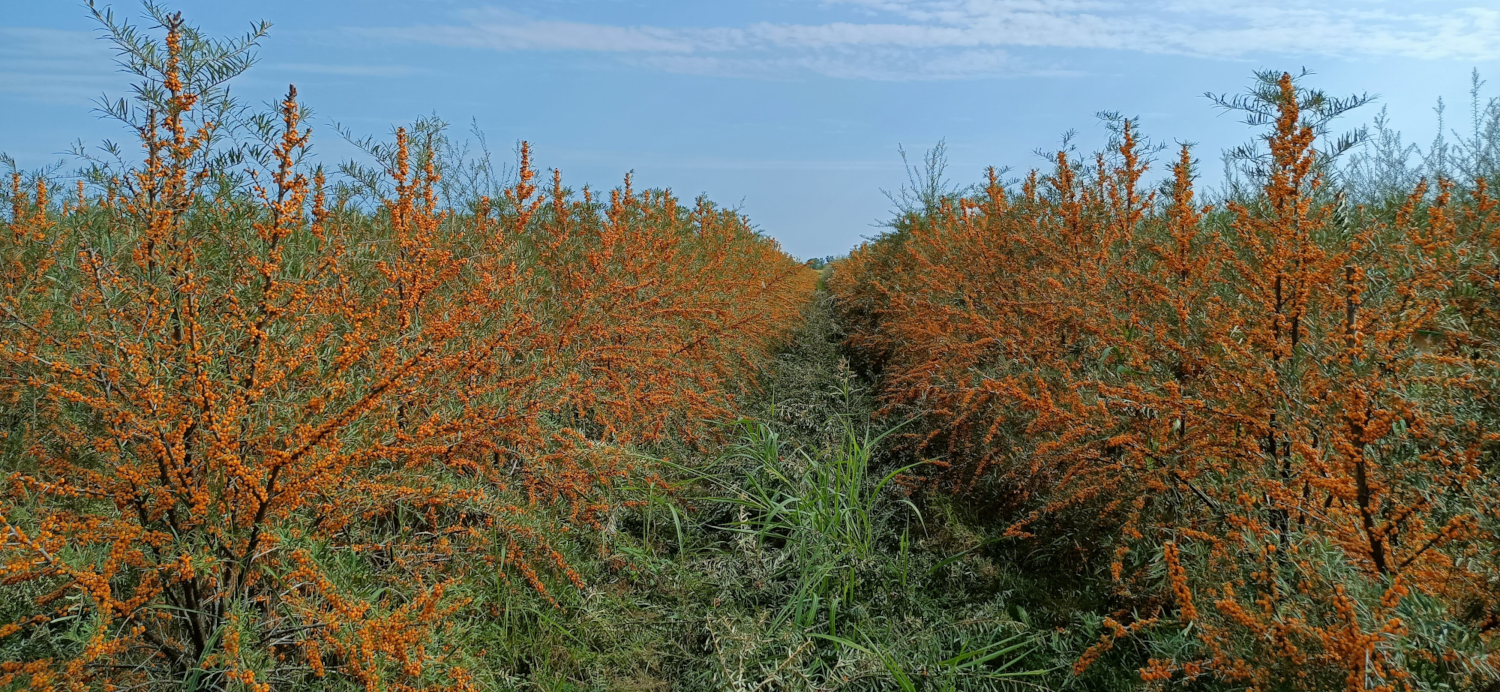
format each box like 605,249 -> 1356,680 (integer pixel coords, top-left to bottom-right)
0,15 -> 813,689
830,74 -> 1500,691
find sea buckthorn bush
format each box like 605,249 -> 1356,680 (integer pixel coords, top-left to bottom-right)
830,73 -> 1500,690
0,9 -> 812,689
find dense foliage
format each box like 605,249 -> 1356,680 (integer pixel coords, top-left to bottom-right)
6,5 -> 1500,691
829,74 -> 1500,691
0,11 -> 812,689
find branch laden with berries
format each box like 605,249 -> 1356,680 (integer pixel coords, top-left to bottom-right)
0,9 -> 811,690
831,73 -> 1500,690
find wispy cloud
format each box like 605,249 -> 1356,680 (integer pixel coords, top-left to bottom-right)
0,28 -> 129,103
819,0 -> 1500,60
0,27 -> 424,106
264,62 -> 426,77
351,7 -> 1041,80
385,20 -> 697,53
629,47 -> 1047,82
352,0 -> 1500,81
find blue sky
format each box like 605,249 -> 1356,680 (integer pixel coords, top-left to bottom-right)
4,1 -> 1500,259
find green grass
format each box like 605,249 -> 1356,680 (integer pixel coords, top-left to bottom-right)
392,289 -> 1100,691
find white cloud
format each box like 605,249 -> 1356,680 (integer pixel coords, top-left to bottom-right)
0,27 -> 427,106
355,14 -> 1041,80
0,28 -> 130,103
359,8 -> 748,53
9,1 -> 1500,93
388,21 -> 696,53
632,46 -> 1046,81
350,1 -> 1500,81
264,63 -> 426,77
815,0 -> 1500,60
